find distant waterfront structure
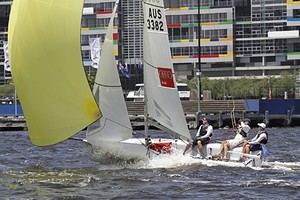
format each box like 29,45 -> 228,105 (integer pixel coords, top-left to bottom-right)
1,0 -> 300,87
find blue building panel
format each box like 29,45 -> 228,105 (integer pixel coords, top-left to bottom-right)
258,100 -> 300,115
0,104 -> 24,115
245,100 -> 259,111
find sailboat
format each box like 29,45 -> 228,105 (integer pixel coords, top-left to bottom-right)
84,0 -> 191,161
8,0 -> 262,167
8,0 -> 188,162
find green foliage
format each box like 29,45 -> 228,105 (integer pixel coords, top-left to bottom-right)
186,71 -> 298,100
86,71 -> 96,90
0,82 -> 15,97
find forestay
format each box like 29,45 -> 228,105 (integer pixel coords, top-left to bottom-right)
8,0 -> 101,146
143,0 -> 191,140
86,0 -> 133,143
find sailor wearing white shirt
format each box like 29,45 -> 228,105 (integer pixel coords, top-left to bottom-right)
183,118 -> 213,157
242,122 -> 268,157
213,118 -> 251,161
228,119 -> 251,148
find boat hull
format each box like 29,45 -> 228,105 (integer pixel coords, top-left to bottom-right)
190,143 -> 262,167
85,139 -> 262,167
85,138 -> 188,163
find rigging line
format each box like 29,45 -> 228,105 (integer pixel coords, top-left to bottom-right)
131,134 -> 161,156
132,133 -> 160,156
178,136 -> 190,145
104,118 -> 132,131
219,127 -> 236,140
232,98 -> 236,127
143,1 -> 164,8
143,60 -> 175,75
87,117 -> 132,136
143,60 -> 158,69
148,118 -> 190,142
208,129 -> 235,144
94,82 -> 121,88
231,109 -> 236,129
179,137 -> 200,155
182,138 -> 210,156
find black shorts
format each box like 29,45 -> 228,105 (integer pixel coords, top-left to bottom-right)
250,144 -> 262,151
193,137 -> 210,146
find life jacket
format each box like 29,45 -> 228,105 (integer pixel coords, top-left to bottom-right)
258,130 -> 268,144
199,125 -> 208,136
236,126 -> 250,138
149,142 -> 172,154
199,125 -> 212,137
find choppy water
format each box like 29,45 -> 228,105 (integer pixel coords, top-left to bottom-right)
0,127 -> 300,199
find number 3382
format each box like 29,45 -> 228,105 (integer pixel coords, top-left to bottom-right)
147,19 -> 164,31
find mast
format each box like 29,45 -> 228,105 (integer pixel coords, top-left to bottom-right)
196,0 -> 202,126
144,83 -> 149,137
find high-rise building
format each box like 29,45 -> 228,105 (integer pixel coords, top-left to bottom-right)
1,0 -> 300,87
119,0 -> 300,80
165,0 -> 300,79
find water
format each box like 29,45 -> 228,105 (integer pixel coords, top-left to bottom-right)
1,127 -> 300,199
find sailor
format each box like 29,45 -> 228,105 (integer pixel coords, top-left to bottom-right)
213,118 -> 251,161
145,135 -> 152,146
183,117 -> 213,157
241,122 -> 268,161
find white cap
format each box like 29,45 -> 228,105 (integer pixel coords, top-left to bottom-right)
258,123 -> 266,129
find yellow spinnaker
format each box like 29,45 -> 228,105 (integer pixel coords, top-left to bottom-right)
8,0 -> 101,146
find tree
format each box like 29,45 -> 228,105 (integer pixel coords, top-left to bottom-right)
0,82 -> 15,98
186,71 -> 298,100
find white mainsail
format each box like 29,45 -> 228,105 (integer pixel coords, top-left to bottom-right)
143,0 -> 191,140
86,0 -> 133,144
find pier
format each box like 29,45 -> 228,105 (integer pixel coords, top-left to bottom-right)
126,99 -> 300,129
1,100 -> 300,130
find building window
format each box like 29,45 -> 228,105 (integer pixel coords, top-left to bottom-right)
266,56 -> 276,62
250,57 -> 262,63
293,9 -> 300,18
294,43 -> 300,52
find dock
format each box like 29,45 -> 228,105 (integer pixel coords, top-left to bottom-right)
126,99 -> 300,129
0,115 -> 27,130
1,99 -> 300,130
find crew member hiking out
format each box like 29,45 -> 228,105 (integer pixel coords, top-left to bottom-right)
183,118 -> 213,158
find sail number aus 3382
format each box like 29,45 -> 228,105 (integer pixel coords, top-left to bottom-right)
147,8 -> 164,31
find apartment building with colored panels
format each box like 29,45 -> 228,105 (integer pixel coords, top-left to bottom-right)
286,0 -> 300,61
165,0 -> 300,79
2,0 -> 300,86
165,0 -> 234,79
118,0 -> 300,80
81,0 -> 119,70
234,0 -> 300,77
